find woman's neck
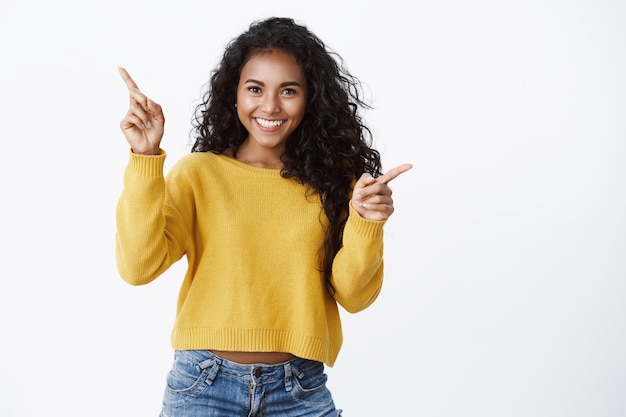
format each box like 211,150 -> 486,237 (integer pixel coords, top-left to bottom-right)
231,140 -> 284,169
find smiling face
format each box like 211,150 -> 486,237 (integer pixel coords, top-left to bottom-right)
235,49 -> 308,166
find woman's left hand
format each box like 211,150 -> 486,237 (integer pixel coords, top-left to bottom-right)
351,163 -> 413,221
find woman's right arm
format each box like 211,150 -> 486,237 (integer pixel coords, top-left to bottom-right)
115,68 -> 186,285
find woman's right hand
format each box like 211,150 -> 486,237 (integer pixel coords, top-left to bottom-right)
118,67 -> 165,155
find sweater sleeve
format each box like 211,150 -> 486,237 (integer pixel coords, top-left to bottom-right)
330,205 -> 386,313
115,150 -> 188,285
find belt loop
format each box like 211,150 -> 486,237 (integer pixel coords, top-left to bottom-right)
284,363 -> 293,392
200,359 -> 222,385
290,364 -> 304,379
197,358 -> 215,371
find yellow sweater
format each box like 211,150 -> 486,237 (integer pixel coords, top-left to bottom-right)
116,150 -> 385,366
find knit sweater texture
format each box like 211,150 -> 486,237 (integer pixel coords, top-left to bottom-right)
116,150 -> 385,366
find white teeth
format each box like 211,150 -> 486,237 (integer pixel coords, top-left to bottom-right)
256,118 -> 284,128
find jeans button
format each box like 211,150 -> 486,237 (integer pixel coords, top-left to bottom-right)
253,368 -> 262,378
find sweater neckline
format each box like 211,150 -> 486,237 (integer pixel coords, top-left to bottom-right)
210,152 -> 284,178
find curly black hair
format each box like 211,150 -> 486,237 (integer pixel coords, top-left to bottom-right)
191,17 -> 382,294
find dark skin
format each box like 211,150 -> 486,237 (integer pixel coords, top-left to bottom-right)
118,65 -> 411,364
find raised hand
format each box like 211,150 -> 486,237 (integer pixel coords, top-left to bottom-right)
351,163 -> 413,221
118,67 -> 165,155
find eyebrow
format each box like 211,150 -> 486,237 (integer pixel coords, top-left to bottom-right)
244,79 -> 302,87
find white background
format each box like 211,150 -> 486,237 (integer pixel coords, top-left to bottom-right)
1,0 -> 625,416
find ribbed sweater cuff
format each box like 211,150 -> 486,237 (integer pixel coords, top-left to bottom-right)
126,149 -> 167,177
347,205 -> 386,239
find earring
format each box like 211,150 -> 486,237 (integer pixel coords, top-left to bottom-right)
235,103 -> 238,108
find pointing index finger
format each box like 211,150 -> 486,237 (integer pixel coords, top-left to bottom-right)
118,66 -> 139,91
377,163 -> 413,185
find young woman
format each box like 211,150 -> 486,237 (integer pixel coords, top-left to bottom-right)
116,16 -> 411,417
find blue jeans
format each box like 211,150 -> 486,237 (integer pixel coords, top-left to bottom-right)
159,350 -> 342,417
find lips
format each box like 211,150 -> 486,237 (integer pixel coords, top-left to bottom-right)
255,118 -> 284,129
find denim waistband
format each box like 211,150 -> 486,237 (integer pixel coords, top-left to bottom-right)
175,350 -> 321,390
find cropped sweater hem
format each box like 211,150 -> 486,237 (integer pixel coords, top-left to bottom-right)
172,327 -> 341,367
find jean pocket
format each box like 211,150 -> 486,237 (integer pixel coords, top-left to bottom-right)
162,352 -> 213,407
290,369 -> 334,406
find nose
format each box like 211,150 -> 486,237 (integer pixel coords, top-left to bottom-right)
261,93 -> 280,114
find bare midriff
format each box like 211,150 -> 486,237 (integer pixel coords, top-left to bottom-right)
210,350 -> 297,365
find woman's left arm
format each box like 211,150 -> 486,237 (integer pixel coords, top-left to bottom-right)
331,163 -> 412,312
